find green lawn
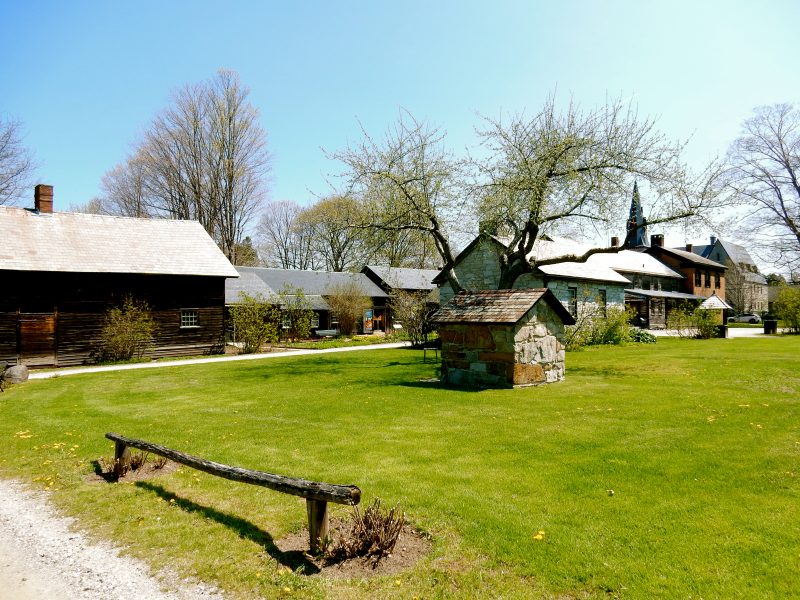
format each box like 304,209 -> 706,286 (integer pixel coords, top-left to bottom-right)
1,338 -> 798,599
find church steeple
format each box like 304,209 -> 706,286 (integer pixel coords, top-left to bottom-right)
626,181 -> 648,247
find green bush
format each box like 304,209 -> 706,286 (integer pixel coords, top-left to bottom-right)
773,285 -> 800,333
566,306 -> 633,350
277,285 -> 315,342
631,329 -> 657,344
97,296 -> 155,362
666,305 -> 719,339
229,292 -> 280,353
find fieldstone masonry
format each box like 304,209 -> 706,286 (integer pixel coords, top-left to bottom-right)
435,290 -> 572,388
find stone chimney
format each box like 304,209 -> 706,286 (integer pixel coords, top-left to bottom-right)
34,184 -> 54,214
650,234 -> 664,248
685,243 -> 693,253
611,236 -> 619,247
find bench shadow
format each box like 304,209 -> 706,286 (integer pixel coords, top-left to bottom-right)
134,481 -> 320,574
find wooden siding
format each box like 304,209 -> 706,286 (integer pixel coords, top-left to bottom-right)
1,271 -> 226,367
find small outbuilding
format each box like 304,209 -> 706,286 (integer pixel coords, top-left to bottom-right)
432,289 -> 575,388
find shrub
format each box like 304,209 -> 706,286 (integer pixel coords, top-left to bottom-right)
229,292 -> 280,353
631,329 -> 657,344
666,305 -> 719,339
773,285 -> 800,333
323,498 -> 404,565
277,285 -> 315,342
97,296 -> 155,362
389,290 -> 432,346
565,306 -> 633,350
325,281 -> 372,336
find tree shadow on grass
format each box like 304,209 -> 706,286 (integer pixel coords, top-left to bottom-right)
396,380 -> 486,393
134,481 -> 320,574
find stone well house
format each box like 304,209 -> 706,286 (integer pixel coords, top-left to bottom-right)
432,289 -> 575,388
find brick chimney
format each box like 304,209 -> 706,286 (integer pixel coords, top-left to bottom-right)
685,243 -> 693,253
611,236 -> 620,247
650,234 -> 664,248
710,236 -> 717,246
34,184 -> 54,214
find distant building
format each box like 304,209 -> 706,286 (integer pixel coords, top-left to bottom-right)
0,185 -> 237,367
226,267 -> 389,333
689,237 -> 768,313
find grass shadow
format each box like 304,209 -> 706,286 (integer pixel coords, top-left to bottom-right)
134,481 -> 320,574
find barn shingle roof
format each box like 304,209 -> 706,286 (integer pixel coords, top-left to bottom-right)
0,207 -> 238,277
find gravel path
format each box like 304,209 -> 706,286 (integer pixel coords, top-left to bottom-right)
0,479 -> 225,600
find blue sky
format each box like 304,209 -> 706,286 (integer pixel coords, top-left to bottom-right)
2,0 -> 799,235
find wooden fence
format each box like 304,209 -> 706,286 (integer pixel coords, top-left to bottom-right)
105,432 -> 361,553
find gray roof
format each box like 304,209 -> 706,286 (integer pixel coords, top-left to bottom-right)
225,269 -> 277,304
695,239 -> 758,268
743,270 -> 768,285
226,267 -> 389,306
655,246 -> 727,268
363,265 -> 440,291
625,289 -> 706,300
699,294 -> 733,310
0,207 -> 238,277
432,289 -> 575,325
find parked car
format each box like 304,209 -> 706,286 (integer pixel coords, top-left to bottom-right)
728,313 -> 761,324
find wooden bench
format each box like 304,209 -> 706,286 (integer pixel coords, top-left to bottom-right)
105,432 -> 360,553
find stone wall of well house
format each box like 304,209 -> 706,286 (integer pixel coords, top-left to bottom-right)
439,302 -> 566,388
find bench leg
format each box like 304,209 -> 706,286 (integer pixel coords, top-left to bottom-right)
114,440 -> 130,479
306,499 -> 329,555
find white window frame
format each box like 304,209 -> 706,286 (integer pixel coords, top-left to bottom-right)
180,309 -> 199,329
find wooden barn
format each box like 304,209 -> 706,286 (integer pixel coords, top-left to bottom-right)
0,185 -> 238,367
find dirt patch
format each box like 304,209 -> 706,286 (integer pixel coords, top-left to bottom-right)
86,459 -> 179,484
275,520 -> 431,579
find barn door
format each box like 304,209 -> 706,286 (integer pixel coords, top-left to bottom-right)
19,312 -> 57,366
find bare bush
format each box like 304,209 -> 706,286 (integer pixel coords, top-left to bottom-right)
323,498 -> 405,566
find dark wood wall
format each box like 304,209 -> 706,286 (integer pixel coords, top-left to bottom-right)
0,271 -> 226,367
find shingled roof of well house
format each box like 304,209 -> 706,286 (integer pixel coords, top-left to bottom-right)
433,289 -> 575,325
0,207 -> 238,277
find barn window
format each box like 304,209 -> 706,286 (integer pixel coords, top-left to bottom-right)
695,271 -> 702,287
330,312 -> 339,326
180,309 -> 199,328
598,289 -> 607,317
311,312 -> 320,328
715,272 -> 721,289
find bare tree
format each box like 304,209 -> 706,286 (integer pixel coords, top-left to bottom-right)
102,70 -> 270,261
331,101 -> 724,291
0,117 -> 36,206
727,103 -> 800,272
474,96 -> 726,288
296,195 -> 373,271
257,200 -> 318,269
99,151 -> 151,217
331,112 -> 466,291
